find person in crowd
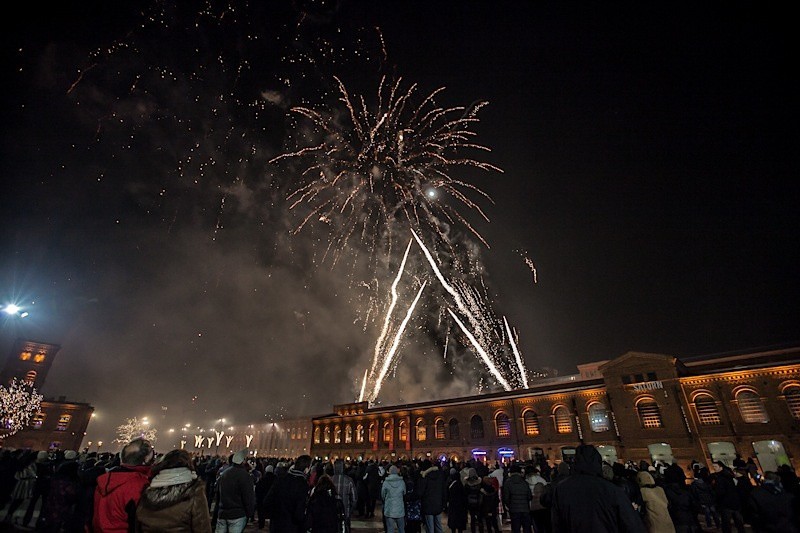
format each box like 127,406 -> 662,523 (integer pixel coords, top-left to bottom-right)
364,460 -> 381,519
502,464 -> 532,533
447,467 -> 468,533
480,475 -> 500,533
690,467 -> 720,530
332,459 -> 357,533
43,450 -> 81,532
712,461 -> 745,533
94,438 -> 155,533
214,449 -> 256,533
382,465 -> 407,533
265,454 -> 313,533
23,450 -> 54,528
76,453 -> 108,532
524,464 -> 549,533
2,450 -> 36,524
419,460 -> 448,533
637,470 -> 675,533
135,448 -> 211,532
734,467 -> 755,525
306,474 -> 344,533
662,463 -> 700,533
255,463 -> 276,530
464,469 -> 484,533
748,471 -> 798,533
404,464 -> 424,533
551,444 -> 645,532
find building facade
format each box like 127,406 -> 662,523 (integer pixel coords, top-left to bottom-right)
1,339 -> 94,451
310,348 -> 800,474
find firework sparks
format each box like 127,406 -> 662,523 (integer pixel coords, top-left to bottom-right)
447,309 -> 511,391
504,316 -> 529,388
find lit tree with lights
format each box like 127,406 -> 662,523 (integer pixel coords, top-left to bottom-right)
113,417 -> 157,445
0,378 -> 43,438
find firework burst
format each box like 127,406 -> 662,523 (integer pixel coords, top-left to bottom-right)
271,75 -> 501,266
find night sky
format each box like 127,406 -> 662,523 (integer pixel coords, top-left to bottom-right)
1,1 -> 798,447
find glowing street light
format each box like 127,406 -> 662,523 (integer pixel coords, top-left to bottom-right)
3,304 -> 20,315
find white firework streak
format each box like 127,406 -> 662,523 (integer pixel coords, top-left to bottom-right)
370,281 -> 428,402
503,316 -> 528,388
367,239 -> 413,385
358,368 -> 369,403
447,308 -> 511,390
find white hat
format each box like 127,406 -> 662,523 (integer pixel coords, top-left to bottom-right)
64,450 -> 78,460
232,449 -> 248,465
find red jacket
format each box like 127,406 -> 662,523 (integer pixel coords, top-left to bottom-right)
93,464 -> 152,532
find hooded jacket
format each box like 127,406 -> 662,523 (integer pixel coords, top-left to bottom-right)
135,472 -> 211,533
503,472 -> 532,514
636,471 -> 675,533
94,464 -> 152,533
419,465 -> 448,515
216,463 -> 256,520
265,467 -> 310,533
551,445 -> 646,533
381,473 -> 407,518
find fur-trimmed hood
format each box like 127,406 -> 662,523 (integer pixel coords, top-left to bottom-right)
139,476 -> 205,511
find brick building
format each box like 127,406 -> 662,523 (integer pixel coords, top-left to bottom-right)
0,339 -> 94,451
310,347 -> 800,474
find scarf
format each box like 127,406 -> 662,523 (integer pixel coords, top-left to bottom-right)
149,467 -> 197,488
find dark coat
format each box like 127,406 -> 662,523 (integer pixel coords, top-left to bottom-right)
265,468 -> 310,533
502,473 -> 532,514
663,482 -> 700,529
216,464 -> 256,520
255,471 -> 276,517
713,469 -> 740,511
135,476 -> 212,533
305,487 -> 343,533
749,483 -> 798,533
551,445 -> 646,533
419,466 -> 448,515
447,478 -> 468,530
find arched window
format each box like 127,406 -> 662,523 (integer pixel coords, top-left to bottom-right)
33,353 -> 45,363
784,385 -> 800,420
470,415 -> 484,439
495,413 -> 511,438
313,427 -> 321,443
19,351 -> 31,361
334,425 -> 341,443
694,393 -> 722,425
553,406 -> 573,434
398,420 -> 408,441
449,418 -> 460,439
356,424 -> 364,443
345,425 -> 353,443
324,426 -> 331,443
435,419 -> 446,439
31,412 -> 45,429
737,389 -> 769,423
588,402 -> 610,432
368,423 -> 376,442
636,397 -> 663,428
56,414 -> 71,431
416,419 -> 427,441
24,370 -> 37,384
382,421 -> 392,442
523,410 -> 539,436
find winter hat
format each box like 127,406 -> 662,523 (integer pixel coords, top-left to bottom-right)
36,451 -> 49,461
265,465 -> 274,474
467,468 -> 479,480
232,449 -> 248,464
389,465 -> 399,475
64,450 -> 78,460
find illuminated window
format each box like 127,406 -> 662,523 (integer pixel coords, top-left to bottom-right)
383,421 -> 392,442
449,418 -> 460,439
345,425 -> 353,443
334,425 -> 341,444
314,427 -> 321,443
470,415 -> 484,439
435,419 -> 446,439
785,386 -> 800,419
416,419 -> 426,441
19,351 -> 32,361
398,420 -> 408,441
694,393 -> 722,425
737,390 -> 769,423
553,406 -> 573,434
356,424 -> 364,443
523,411 -> 539,436
368,423 -> 376,442
324,426 -> 331,443
56,414 -> 71,432
588,402 -> 610,432
33,353 -> 46,364
495,413 -> 511,438
31,412 -> 45,430
636,398 -> 663,428
24,370 -> 37,384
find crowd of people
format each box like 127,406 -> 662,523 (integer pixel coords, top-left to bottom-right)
1,441 -> 800,532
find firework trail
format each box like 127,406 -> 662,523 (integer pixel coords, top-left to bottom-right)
370,281 -> 428,401
504,316 -> 528,388
447,309 -> 511,390
358,368 -> 368,403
